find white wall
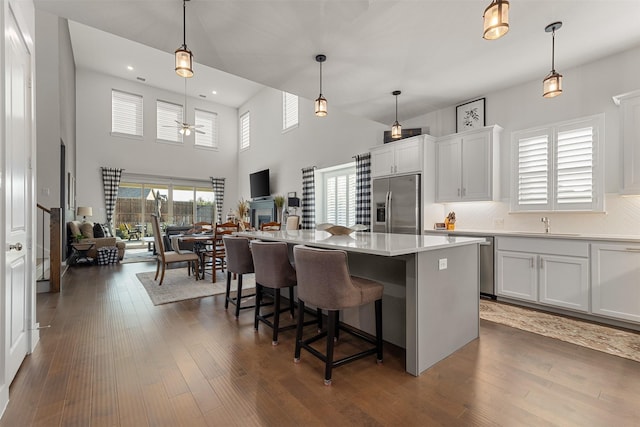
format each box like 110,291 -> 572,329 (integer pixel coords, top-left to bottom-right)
236,86 -> 387,205
75,69 -> 239,222
404,45 -> 640,236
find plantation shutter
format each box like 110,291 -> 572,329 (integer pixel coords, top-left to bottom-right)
556,125 -> 594,206
195,109 -> 218,148
282,92 -> 299,130
240,111 -> 250,149
112,90 -> 143,136
157,100 -> 182,142
517,133 -> 550,208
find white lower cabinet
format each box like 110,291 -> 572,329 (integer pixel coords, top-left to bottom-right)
496,237 -> 590,313
591,243 -> 640,323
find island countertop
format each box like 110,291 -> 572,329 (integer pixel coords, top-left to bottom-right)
236,229 -> 483,257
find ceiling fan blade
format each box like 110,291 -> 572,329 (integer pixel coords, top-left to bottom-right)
195,129 -> 206,134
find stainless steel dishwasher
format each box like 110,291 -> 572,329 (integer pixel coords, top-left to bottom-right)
454,234 -> 495,299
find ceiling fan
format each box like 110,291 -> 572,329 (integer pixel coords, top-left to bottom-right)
166,78 -> 204,136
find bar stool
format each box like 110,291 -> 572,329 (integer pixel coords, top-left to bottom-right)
251,241 -> 298,345
292,245 -> 383,385
223,236 -> 255,318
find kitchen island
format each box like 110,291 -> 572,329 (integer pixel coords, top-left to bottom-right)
236,229 -> 482,376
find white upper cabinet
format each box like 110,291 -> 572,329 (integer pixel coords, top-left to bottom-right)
435,125 -> 501,202
371,135 -> 430,178
613,90 -> 640,195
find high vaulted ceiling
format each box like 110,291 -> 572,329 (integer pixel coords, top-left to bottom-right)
35,0 -> 640,125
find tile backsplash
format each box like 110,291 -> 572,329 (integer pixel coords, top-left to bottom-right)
426,194 -> 640,236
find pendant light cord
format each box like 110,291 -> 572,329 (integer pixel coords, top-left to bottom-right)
395,94 -> 398,122
551,29 -> 556,72
182,0 -> 187,47
319,60 -> 323,95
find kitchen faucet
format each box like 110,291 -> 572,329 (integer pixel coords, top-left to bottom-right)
541,217 -> 550,233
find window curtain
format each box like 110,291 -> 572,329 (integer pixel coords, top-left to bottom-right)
101,167 -> 124,231
354,152 -> 371,229
301,166 -> 316,230
210,177 -> 225,224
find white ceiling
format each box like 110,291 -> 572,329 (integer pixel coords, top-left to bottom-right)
35,0 -> 640,125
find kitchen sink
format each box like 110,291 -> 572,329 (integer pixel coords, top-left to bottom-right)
507,231 -> 581,237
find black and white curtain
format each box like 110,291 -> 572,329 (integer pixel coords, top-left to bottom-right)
301,166 -> 316,230
101,167 -> 123,230
210,177 -> 225,224
355,152 -> 371,229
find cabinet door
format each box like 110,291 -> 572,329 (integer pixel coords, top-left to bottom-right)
461,132 -> 492,201
395,138 -> 422,175
539,255 -> 589,312
371,145 -> 395,178
619,93 -> 640,194
435,137 -> 461,202
591,243 -> 640,323
496,251 -> 538,302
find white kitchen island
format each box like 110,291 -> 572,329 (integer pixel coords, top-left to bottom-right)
236,229 -> 482,376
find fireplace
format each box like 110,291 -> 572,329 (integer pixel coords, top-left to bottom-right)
249,199 -> 276,229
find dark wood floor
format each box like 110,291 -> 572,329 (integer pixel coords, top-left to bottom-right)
2,261 -> 639,426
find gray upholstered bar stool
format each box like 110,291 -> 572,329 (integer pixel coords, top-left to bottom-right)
251,241 -> 298,345
293,245 -> 384,385
223,236 -> 256,318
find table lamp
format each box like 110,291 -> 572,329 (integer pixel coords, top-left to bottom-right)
77,206 -> 93,222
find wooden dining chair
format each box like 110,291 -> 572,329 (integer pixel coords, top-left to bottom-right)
201,222 -> 239,283
260,221 -> 281,231
285,215 -> 300,230
150,214 -> 199,286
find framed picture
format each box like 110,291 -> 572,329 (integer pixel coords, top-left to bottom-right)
67,173 -> 75,210
456,98 -> 485,132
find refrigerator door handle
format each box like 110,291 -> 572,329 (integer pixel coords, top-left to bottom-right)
387,191 -> 393,233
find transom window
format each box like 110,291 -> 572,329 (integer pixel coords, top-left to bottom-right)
282,91 -> 299,131
511,114 -> 604,212
240,111 -> 250,150
111,89 -> 143,137
156,100 -> 183,143
194,109 -> 218,149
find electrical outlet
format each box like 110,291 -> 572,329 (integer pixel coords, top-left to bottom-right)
438,258 -> 447,270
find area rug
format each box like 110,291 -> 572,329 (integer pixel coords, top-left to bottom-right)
135,269 -> 256,306
480,300 -> 640,363
121,247 -> 156,264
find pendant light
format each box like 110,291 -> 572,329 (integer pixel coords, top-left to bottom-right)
483,0 -> 509,40
175,0 -> 193,78
391,90 -> 402,139
543,21 -> 563,98
314,54 -> 328,117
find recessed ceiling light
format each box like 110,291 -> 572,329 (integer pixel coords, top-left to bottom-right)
127,65 -> 134,71
212,90 -> 217,95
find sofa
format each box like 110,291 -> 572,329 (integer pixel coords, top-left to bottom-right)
66,221 -> 126,261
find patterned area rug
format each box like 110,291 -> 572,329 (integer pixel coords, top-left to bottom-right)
136,269 -> 256,306
480,300 -> 640,363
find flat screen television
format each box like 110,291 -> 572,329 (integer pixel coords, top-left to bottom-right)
249,169 -> 270,199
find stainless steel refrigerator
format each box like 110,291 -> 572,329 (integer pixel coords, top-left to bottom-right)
372,174 -> 421,234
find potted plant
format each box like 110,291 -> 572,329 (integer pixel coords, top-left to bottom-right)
235,198 -> 250,230
273,195 -> 285,222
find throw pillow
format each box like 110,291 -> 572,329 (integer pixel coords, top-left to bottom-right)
68,221 -> 81,237
93,223 -> 105,238
102,223 -> 113,237
80,222 -> 95,239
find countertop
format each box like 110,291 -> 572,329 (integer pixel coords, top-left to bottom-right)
424,228 -> 640,243
236,229 -> 483,257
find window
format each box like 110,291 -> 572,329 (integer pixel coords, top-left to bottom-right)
282,91 -> 298,131
240,111 -> 250,150
511,114 -> 604,212
317,163 -> 356,226
111,90 -> 143,137
194,109 -> 218,149
156,100 -> 183,143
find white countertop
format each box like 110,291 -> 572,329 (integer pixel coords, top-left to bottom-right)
424,228 -> 640,243
236,229 -> 483,257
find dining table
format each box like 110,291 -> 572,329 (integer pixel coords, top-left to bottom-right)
175,234 -> 216,279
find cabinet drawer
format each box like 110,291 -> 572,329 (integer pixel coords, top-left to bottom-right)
496,237 -> 589,257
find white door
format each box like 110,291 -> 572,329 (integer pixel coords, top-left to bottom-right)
435,137 -> 461,202
461,132 -> 491,201
538,254 -> 589,312
371,145 -> 395,177
496,250 -> 538,302
4,7 -> 32,383
394,138 -> 422,175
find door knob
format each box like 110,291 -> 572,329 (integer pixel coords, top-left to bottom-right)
9,242 -> 22,251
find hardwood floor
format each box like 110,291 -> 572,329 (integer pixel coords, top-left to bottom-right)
2,262 -> 639,426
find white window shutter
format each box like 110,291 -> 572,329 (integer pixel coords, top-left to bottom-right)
112,90 -> 143,136
282,92 -> 299,131
195,109 -> 218,148
240,111 -> 250,150
157,100 -> 183,142
516,133 -> 550,208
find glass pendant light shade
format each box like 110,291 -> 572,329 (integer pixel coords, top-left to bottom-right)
391,90 -> 402,138
483,0 -> 509,40
175,0 -> 194,78
315,54 -> 327,117
175,47 -> 193,78
315,95 -> 328,117
543,22 -> 563,98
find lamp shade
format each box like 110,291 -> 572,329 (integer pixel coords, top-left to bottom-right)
543,71 -> 563,98
77,206 -> 93,218
175,47 -> 193,78
315,95 -> 328,117
483,0 -> 509,40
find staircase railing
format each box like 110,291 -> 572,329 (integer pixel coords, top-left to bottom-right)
36,204 -> 61,292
